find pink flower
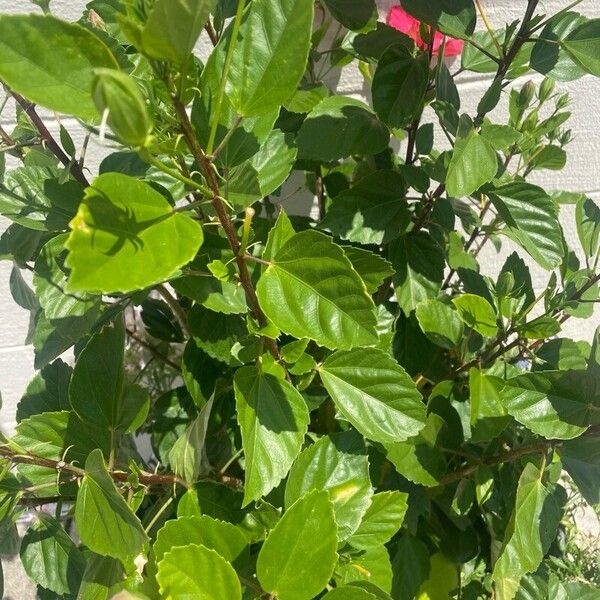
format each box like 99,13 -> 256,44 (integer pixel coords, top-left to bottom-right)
387,5 -> 464,57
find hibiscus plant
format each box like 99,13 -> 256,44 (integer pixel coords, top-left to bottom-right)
1,0 -> 600,598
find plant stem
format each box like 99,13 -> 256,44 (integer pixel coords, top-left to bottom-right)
141,150 -> 212,196
155,283 -> 191,337
474,0 -> 504,58
9,91 -> 89,186
126,327 -> 182,372
206,0 -> 246,154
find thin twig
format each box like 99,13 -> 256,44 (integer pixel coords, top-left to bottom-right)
156,284 -> 191,337
126,327 -> 181,372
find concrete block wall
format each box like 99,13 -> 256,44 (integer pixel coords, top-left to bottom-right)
0,0 -> 599,437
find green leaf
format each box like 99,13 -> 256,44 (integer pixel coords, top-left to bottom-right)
372,45 -> 429,129
234,366 -> 309,505
13,411 -> 110,494
0,14 -> 118,120
337,545 -> 393,593
0,167 -> 81,231
519,315 -> 561,340
486,183 -> 563,271
319,348 -> 426,444
480,123 -> 522,151
70,317 -> 148,432
391,535 -> 430,600
20,513 -> 85,595
342,246 -> 395,294
263,210 -> 296,263
33,234 -> 100,320
16,359 -> 71,422
323,587 -> 378,600
503,370 -> 600,440
390,232 -> 445,315
189,305 -> 247,364
157,543 -> 241,600
227,130 -> 297,207
493,463 -> 559,594
531,12 -> 587,81
322,0 -> 376,31
401,0 -> 476,37
141,0 -> 216,64
560,436 -> 600,505
469,368 -> 509,442
153,515 -> 248,565
576,196 -> 600,258
215,0 -> 314,116
446,130 -> 498,198
349,491 -> 408,551
563,18 -> 600,77
65,173 -> 204,294
297,96 -> 390,161
285,431 -> 373,541
172,275 -> 248,315
182,339 -> 225,408
320,171 -> 410,245
77,554 -> 126,600
75,449 -> 148,561
257,490 -> 338,600
452,293 -> 498,337
169,394 -> 214,483
257,230 -> 378,350
415,299 -> 464,349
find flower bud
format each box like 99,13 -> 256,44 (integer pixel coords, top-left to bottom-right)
496,272 -> 514,297
518,81 -> 536,109
538,78 -> 555,104
92,69 -> 153,147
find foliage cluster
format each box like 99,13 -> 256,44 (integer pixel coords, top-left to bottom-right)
0,0 -> 600,598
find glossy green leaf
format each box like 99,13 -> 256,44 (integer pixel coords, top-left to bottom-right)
519,315 -> 561,340
13,411 -> 110,494
0,167 -> 81,231
372,45 -> 429,128
342,246 -> 395,294
486,182 -> 563,271
0,14 -> 118,120
415,299 -> 464,348
401,0 -> 476,37
320,171 -> 410,245
33,234 -> 100,320
141,0 -> 216,64
349,491 -> 408,550
216,0 -> 314,116
227,129 -> 297,207
391,535 -> 430,600
20,512 -> 85,595
257,490 -> 338,600
77,554 -> 126,600
390,232 -> 445,315
182,339 -> 225,408
563,18 -> 600,77
70,317 -> 148,432
493,463 -> 558,594
576,196 -> 600,258
172,275 -> 248,315
323,587 -> 378,600
157,543 -> 241,600
257,230 -> 378,350
75,449 -> 148,561
297,96 -> 390,161
16,359 -> 71,422
285,431 -> 373,541
531,12 -> 587,81
337,545 -> 393,593
66,173 -> 203,293
453,293 -> 498,337
234,366 -> 309,505
469,368 -> 509,442
320,348 -> 426,443
169,394 -> 214,483
446,130 -> 497,198
153,515 -> 247,565
322,0 -> 376,30
560,436 -> 600,505
503,370 -> 599,440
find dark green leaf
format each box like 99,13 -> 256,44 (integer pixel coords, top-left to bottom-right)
320,171 -> 410,245
563,18 -> 600,77
391,535 -> 430,600
319,348 -> 426,444
415,299 -> 464,348
342,246 -> 395,294
322,0 -> 376,31
401,0 -> 476,37
75,449 -> 148,561
285,432 -> 373,541
234,366 -> 309,504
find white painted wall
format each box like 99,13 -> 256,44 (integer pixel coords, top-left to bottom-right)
0,0 -> 599,436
